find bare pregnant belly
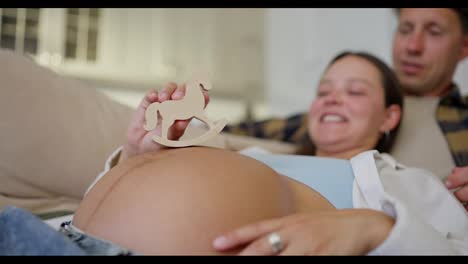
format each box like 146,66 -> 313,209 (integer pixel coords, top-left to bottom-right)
73,147 -> 332,255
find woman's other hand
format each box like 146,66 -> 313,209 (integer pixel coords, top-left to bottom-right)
213,209 -> 394,255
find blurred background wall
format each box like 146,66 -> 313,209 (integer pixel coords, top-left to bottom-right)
1,8 -> 467,123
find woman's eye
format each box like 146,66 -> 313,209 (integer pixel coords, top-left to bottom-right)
317,91 -> 329,97
349,90 -> 365,96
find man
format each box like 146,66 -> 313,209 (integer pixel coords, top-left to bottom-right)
391,8 -> 468,209
223,8 -> 468,209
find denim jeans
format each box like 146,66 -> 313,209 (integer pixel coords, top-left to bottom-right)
58,221 -> 135,255
0,206 -> 136,255
0,206 -> 86,255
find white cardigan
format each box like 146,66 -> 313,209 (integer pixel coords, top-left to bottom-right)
351,151 -> 468,255
87,147 -> 468,255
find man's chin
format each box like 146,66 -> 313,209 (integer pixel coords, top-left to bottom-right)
402,86 -> 428,96
399,78 -> 431,96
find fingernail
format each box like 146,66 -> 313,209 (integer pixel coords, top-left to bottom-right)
213,236 -> 228,249
445,180 -> 452,188
159,92 -> 167,100
173,91 -> 183,99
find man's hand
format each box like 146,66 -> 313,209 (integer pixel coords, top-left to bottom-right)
445,166 -> 468,211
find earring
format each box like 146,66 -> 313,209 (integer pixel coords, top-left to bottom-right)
384,130 -> 390,140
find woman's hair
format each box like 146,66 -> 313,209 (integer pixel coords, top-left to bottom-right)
300,51 -> 404,155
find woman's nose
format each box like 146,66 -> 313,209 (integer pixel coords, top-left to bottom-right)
323,91 -> 343,105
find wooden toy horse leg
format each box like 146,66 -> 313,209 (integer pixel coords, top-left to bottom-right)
161,117 -> 174,140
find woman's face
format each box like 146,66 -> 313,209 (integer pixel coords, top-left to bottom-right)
308,55 -> 392,158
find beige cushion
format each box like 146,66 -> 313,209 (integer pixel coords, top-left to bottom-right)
184,125 -> 298,154
0,49 -> 133,214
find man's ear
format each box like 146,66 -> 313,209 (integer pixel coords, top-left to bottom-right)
459,34 -> 468,61
380,104 -> 402,133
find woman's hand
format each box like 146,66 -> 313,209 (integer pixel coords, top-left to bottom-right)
120,82 -> 210,162
213,209 -> 394,255
445,166 -> 468,211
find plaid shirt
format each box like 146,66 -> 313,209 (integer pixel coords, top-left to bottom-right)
223,112 -> 311,145
223,84 -> 468,167
436,84 -> 468,167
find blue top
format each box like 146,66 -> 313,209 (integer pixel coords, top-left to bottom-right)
243,153 -> 355,209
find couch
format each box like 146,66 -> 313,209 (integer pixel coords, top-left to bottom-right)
2,48 -> 451,218
0,49 -> 297,217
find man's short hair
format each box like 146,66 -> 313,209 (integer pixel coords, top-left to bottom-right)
453,8 -> 468,34
394,8 -> 468,35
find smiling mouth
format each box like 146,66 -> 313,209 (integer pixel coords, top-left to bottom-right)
320,114 -> 347,123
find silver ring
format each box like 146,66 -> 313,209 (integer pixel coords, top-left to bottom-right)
267,232 -> 283,254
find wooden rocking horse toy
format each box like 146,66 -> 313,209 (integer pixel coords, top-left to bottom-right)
144,77 -> 228,147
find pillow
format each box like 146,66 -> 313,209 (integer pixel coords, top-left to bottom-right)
0,49 -> 133,214
184,124 -> 299,154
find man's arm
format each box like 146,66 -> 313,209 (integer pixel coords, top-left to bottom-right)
223,113 -> 309,144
